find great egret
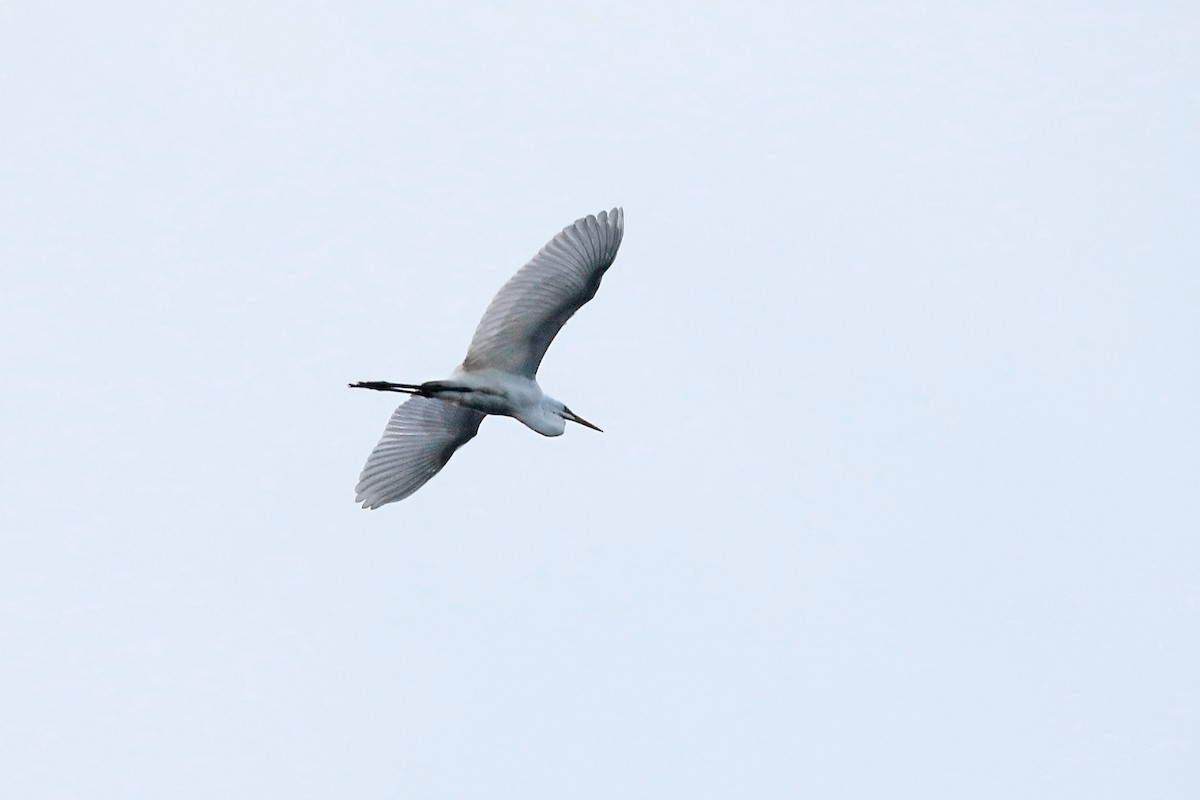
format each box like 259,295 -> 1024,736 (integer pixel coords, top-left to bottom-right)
350,208 -> 625,508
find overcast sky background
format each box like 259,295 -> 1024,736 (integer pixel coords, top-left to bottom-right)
3,2 -> 1198,798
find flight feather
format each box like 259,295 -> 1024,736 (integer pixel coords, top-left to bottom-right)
462,208 -> 624,377
355,396 -> 485,509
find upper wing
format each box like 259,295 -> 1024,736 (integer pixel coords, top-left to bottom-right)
462,208 -> 624,377
355,396 -> 486,509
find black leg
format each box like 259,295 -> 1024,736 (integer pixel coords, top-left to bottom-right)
348,381 -> 423,393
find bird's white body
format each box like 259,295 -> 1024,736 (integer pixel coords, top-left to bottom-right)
351,208 -> 624,509
434,367 -> 569,437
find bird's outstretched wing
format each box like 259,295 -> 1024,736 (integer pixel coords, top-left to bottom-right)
462,208 -> 624,378
355,396 -> 485,509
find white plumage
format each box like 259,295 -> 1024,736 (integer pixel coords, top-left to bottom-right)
353,397 -> 485,508
351,208 -> 625,509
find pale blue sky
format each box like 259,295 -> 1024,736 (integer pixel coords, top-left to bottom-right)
2,2 -> 1198,798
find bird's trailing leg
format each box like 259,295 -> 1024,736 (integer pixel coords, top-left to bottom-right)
349,380 -> 422,393
349,380 -> 457,396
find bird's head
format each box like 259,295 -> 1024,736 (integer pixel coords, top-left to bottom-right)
559,404 -> 603,433
544,400 -> 600,438
528,397 -> 603,437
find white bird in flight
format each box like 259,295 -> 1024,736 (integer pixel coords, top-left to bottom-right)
350,208 -> 625,509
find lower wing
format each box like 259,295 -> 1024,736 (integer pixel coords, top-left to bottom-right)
355,396 -> 486,509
